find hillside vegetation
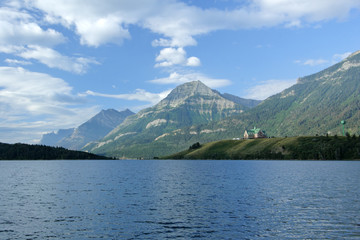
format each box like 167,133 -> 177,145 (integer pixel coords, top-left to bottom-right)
0,142 -> 112,160
163,135 -> 360,160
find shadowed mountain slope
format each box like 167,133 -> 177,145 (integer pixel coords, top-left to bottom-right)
41,109 -> 134,150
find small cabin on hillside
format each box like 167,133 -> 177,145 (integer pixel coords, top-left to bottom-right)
244,127 -> 267,139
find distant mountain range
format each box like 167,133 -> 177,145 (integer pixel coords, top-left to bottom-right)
40,109 -> 134,150
84,81 -> 258,158
42,50 -> 360,159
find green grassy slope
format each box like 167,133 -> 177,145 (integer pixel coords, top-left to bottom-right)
163,136 -> 360,160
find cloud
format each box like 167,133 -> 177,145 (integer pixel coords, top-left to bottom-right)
85,89 -> 172,106
5,58 -> 32,65
0,67 -> 99,143
155,47 -> 186,67
26,0 -> 360,62
30,0 -> 141,47
294,58 -> 329,67
155,47 -> 200,67
149,72 -> 231,88
8,0 -> 358,75
0,4 -> 98,74
0,45 -> 99,74
146,0 -> 360,47
332,52 -> 352,62
303,59 -> 329,66
0,6 -> 65,47
73,16 -> 131,47
244,79 -> 297,100
18,45 -> 99,74
186,56 -> 201,67
295,52 -> 353,67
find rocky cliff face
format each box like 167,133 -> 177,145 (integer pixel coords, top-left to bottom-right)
40,109 -> 134,150
86,81 -> 249,158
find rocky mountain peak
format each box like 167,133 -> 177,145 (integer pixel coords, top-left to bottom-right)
158,81 -> 220,108
167,80 -> 216,98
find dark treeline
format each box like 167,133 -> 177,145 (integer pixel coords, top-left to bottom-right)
0,142 -> 112,160
287,134 -> 360,160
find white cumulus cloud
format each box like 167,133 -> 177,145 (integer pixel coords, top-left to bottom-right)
0,6 -> 65,47
186,57 -> 201,67
0,3 -> 100,74
155,47 -> 200,67
4,0 -> 358,73
22,0 -> 360,70
5,0 -> 359,49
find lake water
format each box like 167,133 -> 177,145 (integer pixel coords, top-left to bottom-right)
0,160 -> 359,239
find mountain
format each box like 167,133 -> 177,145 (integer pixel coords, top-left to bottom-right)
85,81 -> 251,158
40,128 -> 74,146
155,50 -> 360,145
88,50 -> 360,158
231,50 -> 360,137
40,109 -> 134,150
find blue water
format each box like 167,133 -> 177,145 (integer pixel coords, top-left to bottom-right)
0,160 -> 359,239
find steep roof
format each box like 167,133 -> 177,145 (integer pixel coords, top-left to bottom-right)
246,127 -> 262,134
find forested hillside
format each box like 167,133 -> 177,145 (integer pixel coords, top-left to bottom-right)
0,142 -> 111,160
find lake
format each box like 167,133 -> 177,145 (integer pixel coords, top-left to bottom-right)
0,160 -> 359,239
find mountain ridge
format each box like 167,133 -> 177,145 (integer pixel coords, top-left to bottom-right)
85,81 -> 254,157
78,50 -> 360,159
40,108 -> 134,150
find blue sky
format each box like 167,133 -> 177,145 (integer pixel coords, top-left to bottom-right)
1,0 -> 360,143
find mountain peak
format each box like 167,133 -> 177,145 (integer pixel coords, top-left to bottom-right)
40,108 -> 134,150
159,81 -> 218,108
169,80 -> 213,96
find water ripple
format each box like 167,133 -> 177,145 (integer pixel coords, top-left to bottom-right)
0,160 -> 359,239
